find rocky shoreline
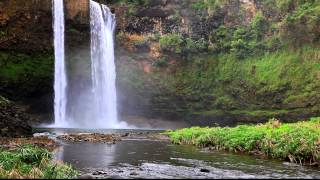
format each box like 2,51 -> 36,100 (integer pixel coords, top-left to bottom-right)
0,136 -> 57,151
0,129 -> 172,179
57,133 -> 122,143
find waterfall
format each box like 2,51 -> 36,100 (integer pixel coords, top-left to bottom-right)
53,0 -> 67,127
50,0 -> 128,129
89,0 -> 126,128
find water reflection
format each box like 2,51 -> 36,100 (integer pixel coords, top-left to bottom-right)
54,139 -> 320,179
54,142 -> 116,169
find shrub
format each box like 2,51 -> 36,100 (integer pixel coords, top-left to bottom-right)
159,34 -> 209,55
282,1 -> 320,45
159,33 -> 184,54
153,56 -> 169,67
186,38 -> 208,52
251,11 -> 269,39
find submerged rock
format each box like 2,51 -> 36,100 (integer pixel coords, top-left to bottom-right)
57,133 -> 121,143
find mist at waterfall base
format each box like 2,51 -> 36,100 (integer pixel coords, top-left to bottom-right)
49,0 -> 130,129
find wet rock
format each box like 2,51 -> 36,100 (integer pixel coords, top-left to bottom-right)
0,136 -> 57,150
0,96 -> 33,137
200,168 -> 210,173
130,172 -> 139,176
121,133 -> 130,137
92,170 -> 106,175
106,176 -> 123,179
57,133 -> 122,143
146,133 -> 170,141
33,132 -> 51,137
78,174 -> 95,179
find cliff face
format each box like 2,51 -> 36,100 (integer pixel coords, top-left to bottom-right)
1,0 -> 319,126
0,0 -> 52,52
0,0 -> 90,123
0,0 -> 89,52
0,96 -> 33,137
112,0 -> 320,125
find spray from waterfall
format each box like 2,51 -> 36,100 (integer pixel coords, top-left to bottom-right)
53,0 -> 67,127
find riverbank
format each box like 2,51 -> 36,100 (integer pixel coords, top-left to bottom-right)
0,145 -> 78,179
1,128 -> 319,179
0,131 -> 161,179
165,117 -> 320,167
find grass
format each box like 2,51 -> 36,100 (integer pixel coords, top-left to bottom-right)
165,117 -> 320,166
194,109 -> 289,116
0,145 -> 78,179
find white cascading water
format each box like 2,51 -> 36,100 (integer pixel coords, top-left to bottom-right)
51,0 -> 128,129
53,0 -> 67,127
90,0 -> 126,128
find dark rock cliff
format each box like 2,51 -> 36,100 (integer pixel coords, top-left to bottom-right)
0,96 -> 33,137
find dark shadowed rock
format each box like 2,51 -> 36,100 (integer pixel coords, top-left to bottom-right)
200,168 -> 210,173
0,96 -> 33,137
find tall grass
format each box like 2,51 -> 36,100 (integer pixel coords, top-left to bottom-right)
0,145 -> 78,179
165,117 -> 320,166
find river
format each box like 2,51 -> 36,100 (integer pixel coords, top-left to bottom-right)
36,129 -> 320,179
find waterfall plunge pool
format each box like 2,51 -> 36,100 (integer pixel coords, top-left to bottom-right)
33,128 -> 320,179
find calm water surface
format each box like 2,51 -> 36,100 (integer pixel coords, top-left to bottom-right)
37,128 -> 320,179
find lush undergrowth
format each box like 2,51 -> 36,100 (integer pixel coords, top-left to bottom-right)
165,117 -> 320,166
161,46 -> 320,114
0,145 -> 78,179
0,52 -> 53,97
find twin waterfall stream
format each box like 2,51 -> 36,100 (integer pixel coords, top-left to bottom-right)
52,0 -> 125,129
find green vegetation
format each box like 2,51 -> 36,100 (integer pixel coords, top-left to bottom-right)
110,0 -> 150,15
191,0 -> 227,13
152,56 -> 169,67
0,96 -> 10,106
111,0 -> 320,122
0,52 -> 53,82
159,33 -> 184,54
0,31 -> 7,38
159,46 -> 320,115
159,33 -> 208,55
0,145 -> 78,179
0,52 -> 53,96
196,0 -> 319,59
165,117 -> 320,165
